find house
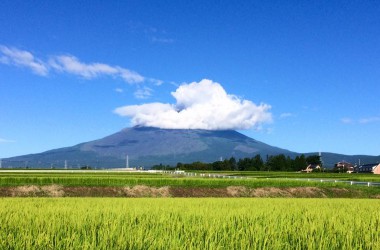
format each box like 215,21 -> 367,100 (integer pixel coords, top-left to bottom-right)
356,163 -> 380,174
334,161 -> 355,173
302,164 -> 321,173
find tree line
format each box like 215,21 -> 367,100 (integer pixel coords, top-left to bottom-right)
152,154 -> 322,171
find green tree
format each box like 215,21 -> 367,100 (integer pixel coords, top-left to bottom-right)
251,154 -> 264,171
237,158 -> 251,171
293,154 -> 307,171
306,155 -> 322,166
229,157 -> 237,171
176,162 -> 184,170
266,154 -> 290,171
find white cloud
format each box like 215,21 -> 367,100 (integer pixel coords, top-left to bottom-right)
0,138 -> 15,143
148,78 -> 164,86
134,86 -> 153,99
341,117 -> 380,124
0,46 -> 48,75
49,55 -> 144,83
115,88 -> 124,93
114,79 -> 272,130
0,45 -> 146,84
341,118 -> 353,124
359,117 -> 380,124
126,21 -> 174,44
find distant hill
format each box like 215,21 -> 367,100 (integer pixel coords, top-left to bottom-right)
2,127 -> 380,168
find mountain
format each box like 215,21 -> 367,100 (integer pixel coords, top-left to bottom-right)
3,127 -> 380,168
3,126 -> 294,168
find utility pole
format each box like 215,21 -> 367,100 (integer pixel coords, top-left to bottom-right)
0,159 -> 2,169
64,160 -> 67,169
126,154 -> 129,169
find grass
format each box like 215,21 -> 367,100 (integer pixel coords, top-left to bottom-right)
1,198 -> 379,249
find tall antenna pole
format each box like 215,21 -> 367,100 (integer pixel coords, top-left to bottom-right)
126,154 -> 129,168
0,159 -> 2,169
64,160 -> 67,169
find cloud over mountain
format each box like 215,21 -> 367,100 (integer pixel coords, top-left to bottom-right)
114,79 -> 272,130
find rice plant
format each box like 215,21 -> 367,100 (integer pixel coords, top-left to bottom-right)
0,198 -> 379,249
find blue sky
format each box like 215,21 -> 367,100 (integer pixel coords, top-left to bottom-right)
1,0 -> 379,158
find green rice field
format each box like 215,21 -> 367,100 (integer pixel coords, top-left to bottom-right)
0,170 -> 379,187
1,198 -> 379,249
